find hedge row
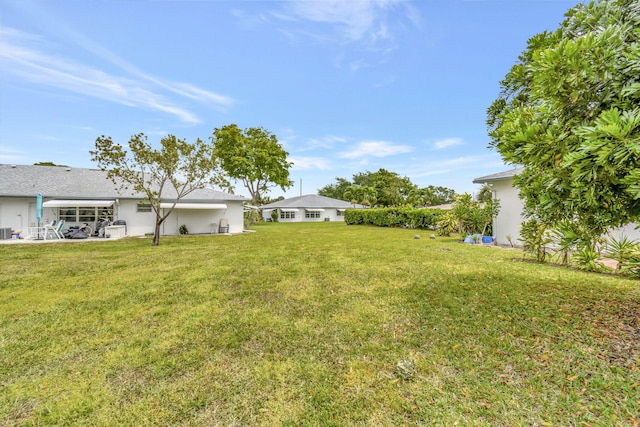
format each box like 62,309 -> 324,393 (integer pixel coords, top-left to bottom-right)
344,208 -> 444,229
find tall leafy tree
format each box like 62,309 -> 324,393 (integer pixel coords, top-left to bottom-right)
487,0 -> 640,238
342,184 -> 377,207
408,185 -> 457,207
91,133 -> 226,246
319,171 -> 455,207
353,169 -> 415,207
318,177 -> 352,201
426,185 -> 456,206
211,124 -> 293,205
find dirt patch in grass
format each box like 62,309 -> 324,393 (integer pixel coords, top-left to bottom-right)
582,299 -> 640,368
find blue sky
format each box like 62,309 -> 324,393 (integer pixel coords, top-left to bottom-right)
1,0 -> 576,199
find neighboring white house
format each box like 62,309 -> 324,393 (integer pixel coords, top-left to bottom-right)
473,168 -> 640,246
0,164 -> 248,238
260,194 -> 361,223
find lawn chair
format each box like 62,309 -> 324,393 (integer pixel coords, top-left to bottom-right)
45,219 -> 65,239
218,218 -> 229,234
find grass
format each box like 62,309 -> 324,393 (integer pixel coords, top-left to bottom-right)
1,222 -> 638,426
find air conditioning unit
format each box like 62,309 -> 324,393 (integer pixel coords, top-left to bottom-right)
0,228 -> 11,240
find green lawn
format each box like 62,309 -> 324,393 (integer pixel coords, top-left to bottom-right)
1,222 -> 638,426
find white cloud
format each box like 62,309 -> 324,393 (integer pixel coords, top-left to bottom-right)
285,0 -> 387,41
406,154 -> 502,179
0,27 -> 234,125
432,137 -> 463,150
267,0 -> 416,53
438,156 -> 483,167
338,140 -> 413,159
290,156 -> 332,170
305,135 -> 348,150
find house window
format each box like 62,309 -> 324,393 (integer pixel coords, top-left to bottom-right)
305,211 -> 321,219
280,211 -> 295,219
59,208 -> 77,223
336,210 -> 345,217
79,208 -> 97,222
137,203 -> 152,212
57,206 -> 113,223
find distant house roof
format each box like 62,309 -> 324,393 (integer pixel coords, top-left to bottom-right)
0,164 -> 248,202
473,167 -> 524,184
260,194 -> 360,209
427,203 -> 453,210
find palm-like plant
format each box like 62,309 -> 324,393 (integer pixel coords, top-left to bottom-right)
550,220 -> 582,266
343,185 -> 362,207
605,235 -> 639,273
360,186 -> 377,208
476,184 -> 494,203
574,243 -> 602,272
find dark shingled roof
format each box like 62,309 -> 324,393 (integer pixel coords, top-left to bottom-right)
473,167 -> 523,184
0,164 -> 248,202
260,194 -> 359,209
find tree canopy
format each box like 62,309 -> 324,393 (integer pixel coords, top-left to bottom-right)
211,124 -> 293,205
487,0 -> 640,238
91,133 -> 226,246
317,177 -> 353,201
34,162 -> 69,167
318,169 -> 456,207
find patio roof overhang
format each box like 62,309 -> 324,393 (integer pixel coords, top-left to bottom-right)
43,200 -> 115,207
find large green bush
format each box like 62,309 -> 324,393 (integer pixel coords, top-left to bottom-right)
344,208 -> 443,229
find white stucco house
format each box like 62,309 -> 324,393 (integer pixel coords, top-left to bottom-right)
0,164 -> 248,238
260,194 -> 361,223
473,168 -> 640,246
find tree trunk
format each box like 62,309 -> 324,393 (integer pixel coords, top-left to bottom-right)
152,221 -> 162,246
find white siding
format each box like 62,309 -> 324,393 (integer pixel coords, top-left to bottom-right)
117,200 -> 155,236
607,223 -> 640,242
0,197 -> 245,237
160,201 -> 244,234
491,180 -> 525,246
490,178 -> 640,246
266,208 -> 347,223
0,198 -> 29,232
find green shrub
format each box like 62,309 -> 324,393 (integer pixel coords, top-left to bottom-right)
437,211 -> 458,236
520,219 -> 553,263
344,208 -> 443,229
344,209 -> 364,225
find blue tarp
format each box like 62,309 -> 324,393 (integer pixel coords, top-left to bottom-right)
464,234 -> 493,244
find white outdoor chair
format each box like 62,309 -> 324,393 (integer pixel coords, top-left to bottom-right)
45,220 -> 65,239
